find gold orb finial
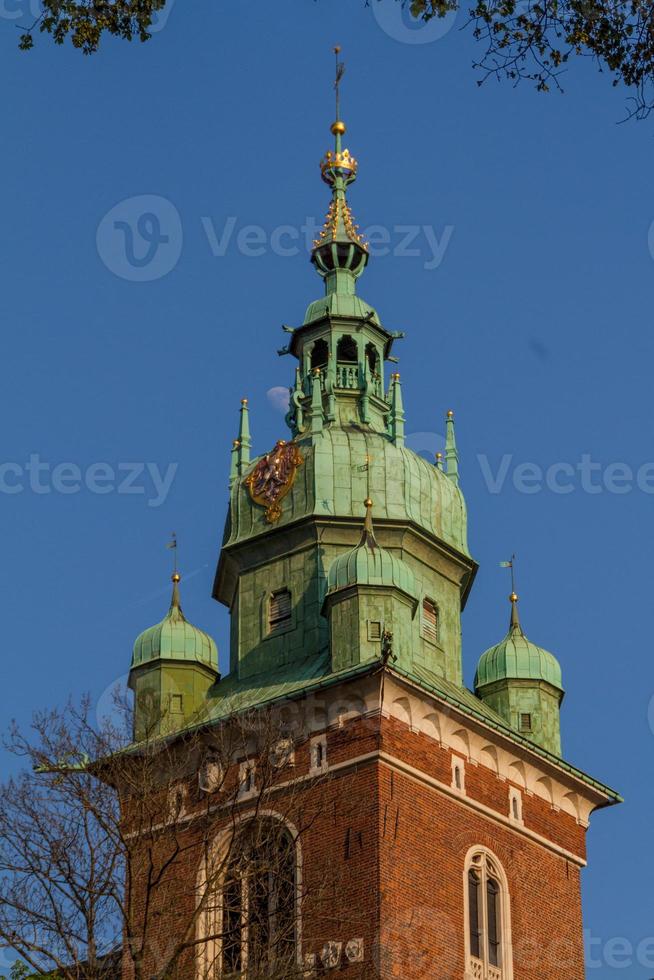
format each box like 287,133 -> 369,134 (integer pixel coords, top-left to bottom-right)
241,397 -> 248,406
233,439 -> 241,448
509,591 -> 518,603
331,120 -> 346,136
313,367 -> 321,377
364,497 -> 373,509
334,44 -> 341,54
447,409 -> 454,419
436,451 -> 443,460
172,572 -> 181,584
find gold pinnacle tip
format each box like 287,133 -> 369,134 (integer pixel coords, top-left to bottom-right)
313,367 -> 321,376
447,409 -> 454,419
241,398 -> 248,406
331,120 -> 346,136
233,439 -> 240,448
334,44 -> 341,54
436,452 -> 443,459
364,497 -> 373,508
510,592 -> 518,603
172,572 -> 181,583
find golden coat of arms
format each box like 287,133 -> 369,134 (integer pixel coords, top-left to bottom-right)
244,440 -> 303,524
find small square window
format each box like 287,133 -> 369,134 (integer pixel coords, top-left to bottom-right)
519,713 -> 533,733
170,694 -> 183,714
368,620 -> 382,641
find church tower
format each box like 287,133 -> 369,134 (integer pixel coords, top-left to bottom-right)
127,56 -> 620,980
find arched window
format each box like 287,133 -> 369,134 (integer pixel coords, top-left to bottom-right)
336,334 -> 358,362
464,848 -> 512,980
199,818 -> 299,978
310,338 -> 329,373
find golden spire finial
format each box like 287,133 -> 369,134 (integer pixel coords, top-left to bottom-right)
447,409 -> 454,419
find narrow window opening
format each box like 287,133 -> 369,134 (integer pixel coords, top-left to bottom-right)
519,712 -> 532,733
451,756 -> 466,793
487,878 -> 501,967
468,869 -> 482,960
170,693 -> 183,714
310,735 -> 327,774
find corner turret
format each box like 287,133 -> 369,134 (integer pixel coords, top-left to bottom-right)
474,592 -> 564,756
129,573 -> 219,739
322,499 -> 418,672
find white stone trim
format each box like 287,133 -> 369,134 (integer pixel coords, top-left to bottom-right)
375,750 -> 587,867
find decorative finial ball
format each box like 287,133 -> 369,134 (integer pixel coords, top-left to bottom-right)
172,572 -> 181,583
510,591 -> 518,603
233,439 -> 241,448
447,409 -> 454,419
331,120 -> 346,136
334,44 -> 341,54
313,367 -> 321,377
436,451 -> 443,460
364,497 -> 373,509
241,398 -> 248,406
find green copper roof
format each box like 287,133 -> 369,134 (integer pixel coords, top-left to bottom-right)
131,576 -> 218,672
327,501 -> 417,597
225,427 -> 469,558
475,595 -> 563,691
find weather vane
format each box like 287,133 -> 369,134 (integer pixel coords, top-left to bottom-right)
334,44 -> 345,120
499,553 -> 517,594
166,531 -> 178,576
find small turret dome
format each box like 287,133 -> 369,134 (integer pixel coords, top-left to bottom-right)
131,574 -> 218,672
327,501 -> 417,599
474,594 -> 563,692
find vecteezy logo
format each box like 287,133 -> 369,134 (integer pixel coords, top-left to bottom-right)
372,0 -> 458,44
96,195 -> 183,282
149,0 -> 176,34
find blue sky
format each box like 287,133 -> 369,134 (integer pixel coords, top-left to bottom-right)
1,0 -> 652,974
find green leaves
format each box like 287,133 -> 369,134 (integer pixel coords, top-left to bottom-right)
409,0 -> 654,116
19,0 -> 168,55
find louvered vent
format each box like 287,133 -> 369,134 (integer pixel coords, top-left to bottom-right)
422,599 -> 439,644
269,589 -> 292,632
